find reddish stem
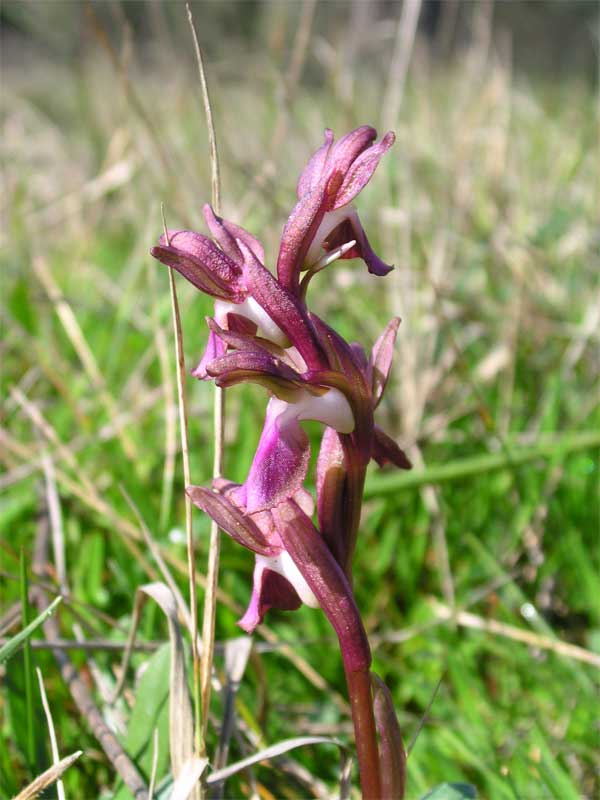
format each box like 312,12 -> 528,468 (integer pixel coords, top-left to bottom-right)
344,666 -> 382,800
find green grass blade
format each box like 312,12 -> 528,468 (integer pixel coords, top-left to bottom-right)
364,430 -> 600,498
0,594 -> 63,665
20,549 -> 35,768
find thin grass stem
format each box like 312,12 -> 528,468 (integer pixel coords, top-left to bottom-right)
167,266 -> 203,757
36,667 -> 66,800
20,548 -> 36,769
186,1 -> 225,753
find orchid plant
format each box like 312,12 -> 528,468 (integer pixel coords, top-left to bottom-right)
152,125 -> 410,799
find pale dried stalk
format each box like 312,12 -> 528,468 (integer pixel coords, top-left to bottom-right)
14,751 -> 82,800
32,257 -> 137,460
42,453 -> 69,596
432,601 -> 600,668
382,0 -> 422,131
36,667 -> 66,800
186,2 -> 224,751
167,266 -> 202,757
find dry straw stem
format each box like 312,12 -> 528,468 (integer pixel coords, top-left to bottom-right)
32,257 -> 137,461
148,263 -> 178,531
431,601 -> 600,668
84,3 -> 189,222
212,637 -> 254,797
185,2 -> 224,750
14,750 -> 83,800
205,736 -> 349,787
382,0 -> 422,130
121,484 -> 194,635
167,258 -> 203,759
35,667 -> 66,800
42,452 -> 68,595
110,582 -> 195,779
31,504 -> 149,800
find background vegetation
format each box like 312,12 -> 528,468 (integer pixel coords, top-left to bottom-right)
1,1 -> 598,798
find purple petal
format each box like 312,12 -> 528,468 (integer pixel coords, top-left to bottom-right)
371,425 -> 412,470
296,128 -> 335,198
333,131 -> 395,209
329,125 -> 377,177
273,500 -> 371,673
240,240 -> 326,370
370,317 -> 400,406
324,210 -> 393,277
372,673 -> 407,800
225,312 -> 258,336
276,182 -> 332,293
202,204 -> 265,264
187,485 -> 279,556
151,230 -> 245,300
206,317 -> 287,360
238,563 -> 302,633
206,350 -> 305,401
316,426 -> 348,568
191,329 -> 227,380
244,398 -> 310,513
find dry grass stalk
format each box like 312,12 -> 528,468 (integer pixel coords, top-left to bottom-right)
14,750 -> 83,800
121,485 -> 194,635
42,453 -> 68,595
432,601 -> 600,668
166,263 -> 203,762
32,499 -> 149,800
35,667 -> 66,800
382,0 -> 422,130
185,2 -> 224,753
32,257 -> 137,460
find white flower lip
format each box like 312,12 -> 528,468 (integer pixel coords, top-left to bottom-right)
214,297 -> 288,346
271,387 -> 355,434
305,203 -> 356,267
256,551 -> 320,608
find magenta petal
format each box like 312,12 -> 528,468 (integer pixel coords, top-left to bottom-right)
296,128 -> 335,198
329,125 -> 377,177
333,131 -> 395,209
238,563 -> 302,633
371,425 -> 412,470
273,500 -> 371,673
347,210 -> 394,276
316,427 -> 348,569
206,350 -> 304,400
202,204 -> 265,265
244,400 -> 310,513
224,312 -> 258,336
187,485 -> 278,556
370,317 -> 400,406
206,317 -> 286,359
240,240 -> 325,369
276,183 -> 331,293
191,329 -> 227,380
152,230 -> 245,299
372,673 -> 406,800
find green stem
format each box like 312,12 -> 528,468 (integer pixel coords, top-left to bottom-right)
20,549 -> 36,769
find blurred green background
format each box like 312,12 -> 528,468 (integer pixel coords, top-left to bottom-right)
1,1 -> 598,798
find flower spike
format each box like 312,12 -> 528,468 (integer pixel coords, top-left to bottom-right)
152,124 -> 411,799
277,126 -> 396,294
